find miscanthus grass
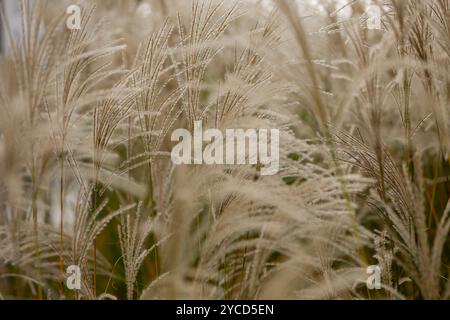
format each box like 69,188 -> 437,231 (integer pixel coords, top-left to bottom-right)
0,0 -> 448,300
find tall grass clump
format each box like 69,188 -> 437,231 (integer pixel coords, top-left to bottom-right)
0,0 -> 448,300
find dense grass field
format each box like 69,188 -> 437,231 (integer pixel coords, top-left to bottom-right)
0,0 -> 449,300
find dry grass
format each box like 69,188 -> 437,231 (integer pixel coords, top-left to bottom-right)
0,0 -> 448,300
